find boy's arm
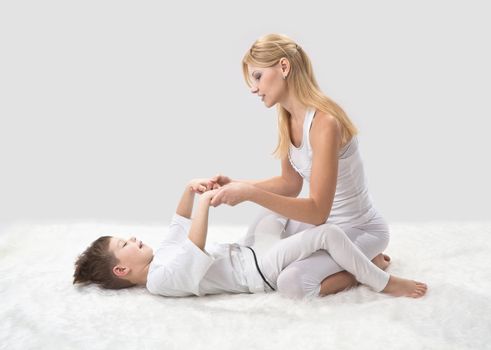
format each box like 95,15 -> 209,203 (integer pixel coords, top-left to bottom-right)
187,189 -> 218,251
176,179 -> 211,219
176,184 -> 196,219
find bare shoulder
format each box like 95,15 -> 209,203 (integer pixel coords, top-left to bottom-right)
310,111 -> 342,149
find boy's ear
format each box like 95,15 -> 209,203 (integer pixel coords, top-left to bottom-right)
113,265 -> 130,277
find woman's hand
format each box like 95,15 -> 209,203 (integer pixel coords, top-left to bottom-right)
207,174 -> 232,190
210,182 -> 255,207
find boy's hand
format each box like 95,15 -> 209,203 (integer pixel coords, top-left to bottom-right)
199,188 -> 220,203
189,178 -> 216,194
207,174 -> 232,190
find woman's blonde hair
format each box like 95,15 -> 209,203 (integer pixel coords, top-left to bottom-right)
242,33 -> 358,159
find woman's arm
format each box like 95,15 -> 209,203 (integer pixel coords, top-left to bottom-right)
211,113 -> 341,225
250,156 -> 304,197
210,156 -> 303,197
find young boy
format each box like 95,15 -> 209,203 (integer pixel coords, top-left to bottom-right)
73,179 -> 427,298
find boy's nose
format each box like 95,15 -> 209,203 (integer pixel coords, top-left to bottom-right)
129,236 -> 136,242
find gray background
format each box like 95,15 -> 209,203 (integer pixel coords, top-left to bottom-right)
1,0 -> 490,225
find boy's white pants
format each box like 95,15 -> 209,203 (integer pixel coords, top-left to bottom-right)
257,223 -> 390,293
238,208 -> 390,298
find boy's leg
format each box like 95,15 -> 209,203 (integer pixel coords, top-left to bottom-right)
243,211 -> 358,298
318,221 -> 390,296
239,209 -> 314,247
239,210 -> 285,256
277,220 -> 390,298
259,223 -> 390,292
243,211 -> 390,297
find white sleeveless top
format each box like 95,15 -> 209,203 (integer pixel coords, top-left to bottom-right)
288,108 -> 378,227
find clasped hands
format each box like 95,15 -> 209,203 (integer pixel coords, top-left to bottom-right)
188,174 -> 253,207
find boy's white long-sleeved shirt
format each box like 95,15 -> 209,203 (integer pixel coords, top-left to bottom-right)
146,214 -> 265,297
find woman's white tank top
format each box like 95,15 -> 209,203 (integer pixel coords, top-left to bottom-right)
287,108 -> 378,227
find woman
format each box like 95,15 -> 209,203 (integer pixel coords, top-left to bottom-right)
208,34 -> 427,299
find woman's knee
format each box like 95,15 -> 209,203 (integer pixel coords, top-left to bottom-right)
371,229 -> 390,254
363,217 -> 391,252
344,224 -> 391,259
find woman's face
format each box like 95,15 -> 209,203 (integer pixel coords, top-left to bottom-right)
247,63 -> 286,108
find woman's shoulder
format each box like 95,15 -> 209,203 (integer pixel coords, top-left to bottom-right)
310,110 -> 344,148
312,110 -> 342,130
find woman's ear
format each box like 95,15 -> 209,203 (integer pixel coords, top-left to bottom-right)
113,265 -> 129,277
279,57 -> 290,77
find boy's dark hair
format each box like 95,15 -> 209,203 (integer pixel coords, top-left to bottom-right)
73,236 -> 136,290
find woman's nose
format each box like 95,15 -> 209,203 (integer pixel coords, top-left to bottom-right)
250,86 -> 258,94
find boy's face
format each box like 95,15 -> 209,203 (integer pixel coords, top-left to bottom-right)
108,236 -> 154,275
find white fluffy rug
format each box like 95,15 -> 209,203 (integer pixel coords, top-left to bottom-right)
1,221 -> 490,350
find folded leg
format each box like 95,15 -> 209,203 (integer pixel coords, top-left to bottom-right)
259,224 -> 390,293
278,217 -> 390,298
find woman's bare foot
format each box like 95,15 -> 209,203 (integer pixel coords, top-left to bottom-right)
382,276 -> 427,298
372,253 -> 391,271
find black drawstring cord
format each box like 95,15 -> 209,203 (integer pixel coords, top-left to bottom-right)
245,246 -> 276,291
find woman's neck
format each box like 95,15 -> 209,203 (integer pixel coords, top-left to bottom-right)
280,93 -> 307,123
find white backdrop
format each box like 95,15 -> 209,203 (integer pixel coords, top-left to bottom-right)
1,0 -> 490,225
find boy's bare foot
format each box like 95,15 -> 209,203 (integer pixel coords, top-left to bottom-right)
372,253 -> 391,271
382,275 -> 427,298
